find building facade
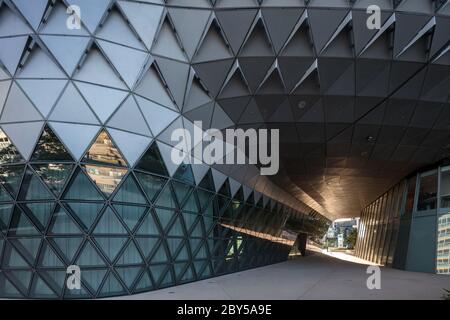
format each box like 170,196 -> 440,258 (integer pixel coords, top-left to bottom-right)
355,161 -> 450,274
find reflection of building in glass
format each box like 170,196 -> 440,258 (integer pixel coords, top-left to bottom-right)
437,214 -> 450,275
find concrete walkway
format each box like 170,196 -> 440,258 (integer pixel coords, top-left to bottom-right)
111,251 -> 450,300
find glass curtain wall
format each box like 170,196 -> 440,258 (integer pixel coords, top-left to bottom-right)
356,163 -> 450,275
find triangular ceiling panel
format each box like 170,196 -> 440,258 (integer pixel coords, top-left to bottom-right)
216,9 -> 258,54
0,4 -> 32,37
154,57 -> 190,108
17,79 -> 67,118
239,16 -> 275,57
108,128 -> 152,167
39,2 -> 88,36
16,43 -> 65,79
95,6 -> 144,50
66,0 -> 111,33
168,7 -> 211,60
135,95 -> 179,136
74,82 -> 128,124
262,8 -> 303,54
192,59 -> 234,97
1,82 -> 43,123
107,95 -> 152,136
117,0 -> 164,49
12,0 -> 48,31
97,40 -> 148,88
151,16 -> 187,62
0,36 -> 28,76
308,8 -> 348,54
135,63 -> 178,111
40,35 -> 90,76
49,82 -> 99,125
50,122 -> 100,160
1,121 -> 44,160
74,45 -> 127,90
193,18 -> 233,63
183,73 -> 213,112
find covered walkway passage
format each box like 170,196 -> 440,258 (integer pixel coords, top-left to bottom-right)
111,250 -> 450,300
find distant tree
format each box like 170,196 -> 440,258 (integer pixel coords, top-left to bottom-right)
345,228 -> 358,249
443,289 -> 450,300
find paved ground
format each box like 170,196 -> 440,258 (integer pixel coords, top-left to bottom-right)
110,250 -> 450,300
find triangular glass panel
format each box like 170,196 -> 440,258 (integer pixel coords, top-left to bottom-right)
5,270 -> 32,295
136,211 -> 160,236
134,270 -> 153,292
135,172 -> 167,203
166,237 -> 183,259
113,204 -> 147,232
173,164 -> 195,185
198,169 -> 215,191
168,215 -> 186,237
63,282 -> 91,299
0,165 -> 25,197
48,206 -> 82,235
19,168 -> 53,201
50,237 -> 83,264
174,262 -> 188,280
94,237 -> 128,263
8,206 -> 40,236
116,266 -> 142,290
38,242 -> 65,267
39,269 -> 67,297
197,189 -> 214,211
175,243 -> 189,262
182,212 -> 197,233
190,219 -> 204,238
149,264 -> 168,284
0,203 -> 13,233
0,184 -> 13,202
218,179 -> 231,197
93,207 -> 127,235
100,272 -> 126,296
172,181 -> 192,207
155,208 -> 175,232
150,242 -> 169,263
2,242 -> 30,267
81,269 -> 108,294
23,202 -> 55,231
113,174 -> 147,205
155,183 -> 177,209
194,242 -> 208,260
83,130 -> 127,167
182,191 -> 199,213
159,266 -> 174,287
0,128 -> 24,164
32,164 -> 74,197
31,125 -> 73,162
63,168 -> 104,201
135,237 -> 159,260
116,240 -> 144,266
135,142 -> 169,176
66,202 -> 103,232
10,238 -> 42,266
0,273 -> 24,298
82,164 -> 128,197
75,241 -> 106,267
29,275 -> 57,299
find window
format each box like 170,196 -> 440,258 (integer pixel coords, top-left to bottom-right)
417,171 -> 437,211
440,167 -> 450,208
